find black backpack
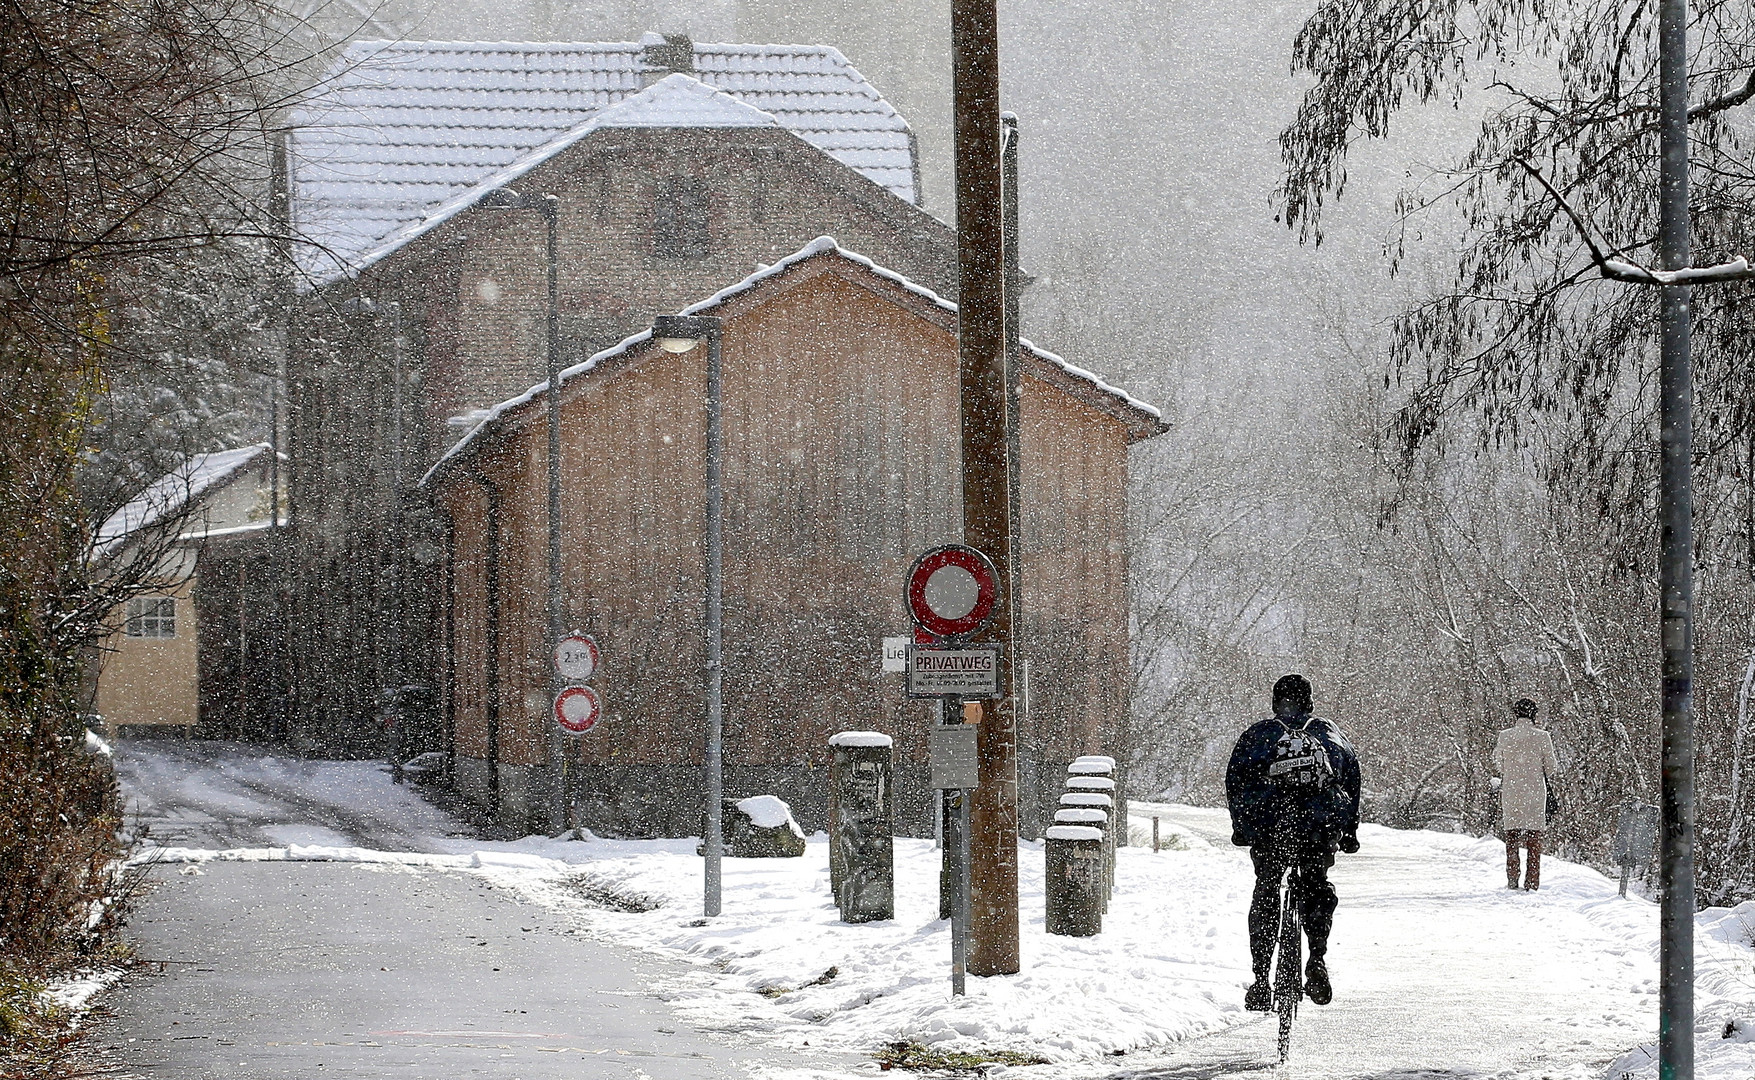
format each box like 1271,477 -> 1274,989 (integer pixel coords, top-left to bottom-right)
1267,717 -> 1336,792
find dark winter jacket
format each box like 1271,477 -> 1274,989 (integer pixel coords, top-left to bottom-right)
1226,714 -> 1362,854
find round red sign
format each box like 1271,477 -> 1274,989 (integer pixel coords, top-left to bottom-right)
554,634 -> 601,683
906,544 -> 1000,639
553,685 -> 603,735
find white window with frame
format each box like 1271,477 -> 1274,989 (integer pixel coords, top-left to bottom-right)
124,597 -> 176,639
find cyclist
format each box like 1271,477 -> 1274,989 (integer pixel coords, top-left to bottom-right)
1226,674 -> 1361,1011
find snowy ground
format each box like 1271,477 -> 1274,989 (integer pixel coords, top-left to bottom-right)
111,740 -> 1755,1079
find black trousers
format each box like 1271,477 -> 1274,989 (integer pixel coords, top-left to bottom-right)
1248,848 -> 1338,980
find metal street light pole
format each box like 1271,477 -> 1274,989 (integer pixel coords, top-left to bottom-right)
1656,0 -> 1696,1073
654,313 -> 727,918
478,188 -> 564,832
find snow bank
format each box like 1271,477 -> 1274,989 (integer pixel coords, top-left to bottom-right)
40,968 -> 124,1028
736,794 -> 802,833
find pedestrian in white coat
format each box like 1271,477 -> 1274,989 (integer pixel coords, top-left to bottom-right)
1493,698 -> 1560,890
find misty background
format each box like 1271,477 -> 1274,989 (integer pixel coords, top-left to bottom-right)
258,0 -> 1751,897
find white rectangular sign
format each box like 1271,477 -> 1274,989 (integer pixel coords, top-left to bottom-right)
881,636 -> 909,673
930,725 -> 981,789
908,647 -> 999,698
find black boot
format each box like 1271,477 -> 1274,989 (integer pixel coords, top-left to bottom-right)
1245,977 -> 1272,1012
1304,957 -> 1331,1005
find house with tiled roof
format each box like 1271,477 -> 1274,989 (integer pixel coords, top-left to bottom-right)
288,33 -> 922,281
279,33 -> 959,758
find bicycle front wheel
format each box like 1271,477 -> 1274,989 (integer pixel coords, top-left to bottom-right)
1274,882 -> 1302,1061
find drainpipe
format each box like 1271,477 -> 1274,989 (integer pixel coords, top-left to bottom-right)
470,470 -> 504,812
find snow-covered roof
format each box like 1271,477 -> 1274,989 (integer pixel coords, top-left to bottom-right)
95,445 -> 273,556
334,74 -> 785,283
290,38 -> 917,277
420,237 -> 1168,488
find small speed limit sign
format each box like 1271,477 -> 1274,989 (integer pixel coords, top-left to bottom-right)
553,685 -> 603,735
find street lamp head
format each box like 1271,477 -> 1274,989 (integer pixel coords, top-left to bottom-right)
652,313 -> 722,352
477,187 -> 524,211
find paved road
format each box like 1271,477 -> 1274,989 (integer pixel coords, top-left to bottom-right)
99,741 -> 858,1079
112,738 -> 468,851
96,860 -> 862,1079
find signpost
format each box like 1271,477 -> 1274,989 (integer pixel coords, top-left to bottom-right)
907,545 -> 999,639
908,648 -> 1000,699
552,633 -> 604,829
903,544 -> 1001,996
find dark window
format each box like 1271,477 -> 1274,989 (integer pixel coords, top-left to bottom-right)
125,596 -> 176,639
655,175 -> 709,258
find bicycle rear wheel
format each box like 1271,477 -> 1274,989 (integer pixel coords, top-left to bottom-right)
1274,869 -> 1302,1061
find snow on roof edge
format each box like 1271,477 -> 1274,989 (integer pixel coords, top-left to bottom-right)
97,444 -> 274,555
418,237 -> 1164,487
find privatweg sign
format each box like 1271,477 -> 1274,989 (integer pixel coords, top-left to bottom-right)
908,647 -> 1000,699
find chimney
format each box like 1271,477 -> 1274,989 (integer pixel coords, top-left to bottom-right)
638,32 -> 694,87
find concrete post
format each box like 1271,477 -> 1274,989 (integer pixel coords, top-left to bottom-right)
1059,792 -> 1114,908
1067,774 -> 1117,900
1072,756 -> 1119,844
1044,824 -> 1103,936
829,731 -> 895,923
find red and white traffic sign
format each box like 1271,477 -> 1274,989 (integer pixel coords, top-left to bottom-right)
554,634 -> 601,683
906,544 -> 1000,639
553,685 -> 603,734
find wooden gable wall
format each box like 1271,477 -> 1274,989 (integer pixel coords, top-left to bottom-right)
436,258 -> 1133,837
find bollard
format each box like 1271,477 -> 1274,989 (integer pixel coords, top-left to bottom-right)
1056,806 -> 1111,912
1152,816 -> 1160,852
1055,806 -> 1108,829
829,731 -> 895,923
1045,824 -> 1104,936
1066,775 -> 1117,900
1070,758 -> 1121,851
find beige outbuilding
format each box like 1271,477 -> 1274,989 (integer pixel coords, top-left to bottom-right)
92,445 -> 282,736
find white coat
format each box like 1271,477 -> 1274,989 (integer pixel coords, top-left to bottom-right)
1493,718 -> 1560,831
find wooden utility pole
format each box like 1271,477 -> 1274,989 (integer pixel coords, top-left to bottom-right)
950,0 -> 1019,976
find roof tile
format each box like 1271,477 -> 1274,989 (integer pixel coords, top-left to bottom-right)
290,40 -> 916,277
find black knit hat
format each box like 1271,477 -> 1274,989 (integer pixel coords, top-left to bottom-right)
1273,674 -> 1313,717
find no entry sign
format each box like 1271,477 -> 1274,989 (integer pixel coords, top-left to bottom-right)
553,685 -> 603,735
906,545 -> 1000,640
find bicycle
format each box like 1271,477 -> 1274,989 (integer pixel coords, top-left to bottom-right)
1271,863 -> 1304,1062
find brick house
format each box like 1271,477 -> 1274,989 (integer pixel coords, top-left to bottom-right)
281,38 -> 960,754
420,239 -> 1168,835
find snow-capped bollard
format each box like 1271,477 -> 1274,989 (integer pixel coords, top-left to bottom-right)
1066,775 -> 1118,900
829,731 -> 895,923
1055,807 -> 1111,913
1045,824 -> 1104,936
